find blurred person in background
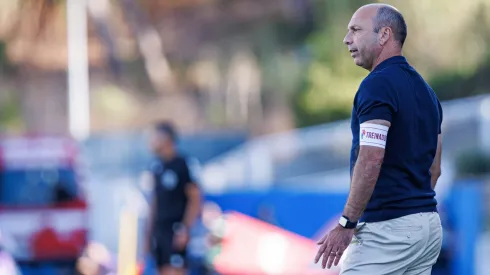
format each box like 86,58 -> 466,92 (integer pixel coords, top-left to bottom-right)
143,122 -> 202,275
315,3 -> 443,274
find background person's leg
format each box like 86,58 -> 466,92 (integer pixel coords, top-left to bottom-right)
154,230 -> 175,275
165,267 -> 185,275
156,257 -> 174,275
159,265 -> 187,275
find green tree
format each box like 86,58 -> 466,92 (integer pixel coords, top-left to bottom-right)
293,0 -> 369,127
293,0 -> 490,127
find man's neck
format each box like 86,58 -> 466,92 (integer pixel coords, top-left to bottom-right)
370,48 -> 402,71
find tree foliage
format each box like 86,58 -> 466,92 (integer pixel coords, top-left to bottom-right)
1,0 -> 490,130
293,0 -> 490,127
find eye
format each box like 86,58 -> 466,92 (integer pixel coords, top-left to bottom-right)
348,28 -> 359,34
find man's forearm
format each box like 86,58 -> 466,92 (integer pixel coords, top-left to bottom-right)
183,197 -> 201,229
343,148 -> 384,222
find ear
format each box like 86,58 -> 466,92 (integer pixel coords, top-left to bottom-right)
379,27 -> 392,46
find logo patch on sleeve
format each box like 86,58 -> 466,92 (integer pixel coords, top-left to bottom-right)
359,123 -> 389,148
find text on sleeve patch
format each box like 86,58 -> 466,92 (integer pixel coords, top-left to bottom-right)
360,123 -> 389,149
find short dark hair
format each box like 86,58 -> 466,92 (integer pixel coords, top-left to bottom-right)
154,121 -> 177,141
373,6 -> 407,46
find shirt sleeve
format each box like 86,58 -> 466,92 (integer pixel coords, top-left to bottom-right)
355,76 -> 398,124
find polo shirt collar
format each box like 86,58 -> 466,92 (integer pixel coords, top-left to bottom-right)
372,55 -> 407,72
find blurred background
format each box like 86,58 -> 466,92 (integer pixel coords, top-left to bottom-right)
0,0 -> 490,274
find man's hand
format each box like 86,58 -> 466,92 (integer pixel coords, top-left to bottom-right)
315,225 -> 354,269
173,227 -> 189,251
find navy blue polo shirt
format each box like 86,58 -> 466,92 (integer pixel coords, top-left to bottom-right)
149,155 -> 200,227
350,56 -> 443,223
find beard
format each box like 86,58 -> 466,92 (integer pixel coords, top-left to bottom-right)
355,52 -> 373,70
355,35 -> 380,70
356,45 -> 379,71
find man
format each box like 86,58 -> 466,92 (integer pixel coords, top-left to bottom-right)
315,4 -> 443,275
143,122 -> 202,275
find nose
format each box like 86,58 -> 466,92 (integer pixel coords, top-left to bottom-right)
343,32 -> 352,45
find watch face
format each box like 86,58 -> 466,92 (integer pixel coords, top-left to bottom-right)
339,217 -> 347,227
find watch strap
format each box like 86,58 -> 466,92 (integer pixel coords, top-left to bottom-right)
339,215 -> 358,229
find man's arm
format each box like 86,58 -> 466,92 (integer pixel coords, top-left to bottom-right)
430,134 -> 442,189
182,158 -> 202,229
183,183 -> 202,229
342,119 -> 390,222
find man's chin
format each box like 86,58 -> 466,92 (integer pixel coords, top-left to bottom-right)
354,58 -> 368,69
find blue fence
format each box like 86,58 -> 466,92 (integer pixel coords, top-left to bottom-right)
206,189 -> 347,239
201,182 -> 484,275
18,181 -> 484,275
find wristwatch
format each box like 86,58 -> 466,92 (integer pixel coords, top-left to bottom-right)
338,215 -> 358,229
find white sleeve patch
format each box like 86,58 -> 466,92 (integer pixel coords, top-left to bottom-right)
359,123 -> 389,149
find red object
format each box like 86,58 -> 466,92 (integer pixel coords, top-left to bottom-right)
30,227 -> 85,260
31,228 -> 59,259
212,212 -> 338,275
0,135 -> 88,262
0,207 -> 89,261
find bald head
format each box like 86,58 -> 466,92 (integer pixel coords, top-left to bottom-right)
356,4 -> 407,47
344,4 -> 406,70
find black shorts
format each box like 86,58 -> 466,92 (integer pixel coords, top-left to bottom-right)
151,226 -> 187,269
